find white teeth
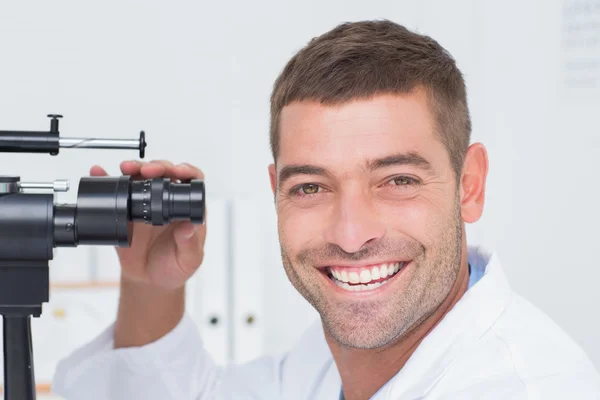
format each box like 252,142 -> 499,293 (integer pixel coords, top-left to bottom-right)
371,266 -> 380,280
330,261 -> 408,291
359,269 -> 371,283
380,264 -> 388,278
341,270 -> 349,283
367,281 -> 381,290
334,278 -> 389,292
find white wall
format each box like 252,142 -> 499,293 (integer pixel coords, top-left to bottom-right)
0,0 -> 598,396
476,0 -> 600,367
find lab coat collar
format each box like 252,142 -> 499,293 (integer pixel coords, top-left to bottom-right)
320,245 -> 513,400
380,245 -> 513,399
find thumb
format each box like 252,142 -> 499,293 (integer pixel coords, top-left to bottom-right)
173,222 -> 205,273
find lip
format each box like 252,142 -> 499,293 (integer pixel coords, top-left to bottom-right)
320,260 -> 412,297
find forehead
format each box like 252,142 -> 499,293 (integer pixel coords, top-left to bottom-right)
278,91 -> 448,173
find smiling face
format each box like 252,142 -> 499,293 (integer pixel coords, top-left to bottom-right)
269,89 -> 468,349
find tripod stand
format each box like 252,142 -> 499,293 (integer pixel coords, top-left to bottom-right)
0,115 -> 205,399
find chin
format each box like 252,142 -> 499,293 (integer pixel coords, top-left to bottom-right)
322,307 -> 401,349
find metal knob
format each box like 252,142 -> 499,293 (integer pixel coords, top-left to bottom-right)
0,176 -> 20,194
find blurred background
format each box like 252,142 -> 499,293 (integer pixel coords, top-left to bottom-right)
0,0 -> 598,398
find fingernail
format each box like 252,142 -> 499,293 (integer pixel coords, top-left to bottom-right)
182,225 -> 196,239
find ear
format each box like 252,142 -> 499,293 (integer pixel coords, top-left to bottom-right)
268,163 -> 277,195
460,143 -> 488,223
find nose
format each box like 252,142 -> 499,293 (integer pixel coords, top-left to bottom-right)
324,189 -> 385,254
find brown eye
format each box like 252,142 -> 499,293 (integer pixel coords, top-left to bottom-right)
301,183 -> 320,194
393,176 -> 414,186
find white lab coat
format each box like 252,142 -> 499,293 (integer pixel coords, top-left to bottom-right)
52,246 -> 600,399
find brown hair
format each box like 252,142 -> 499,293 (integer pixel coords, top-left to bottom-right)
269,20 -> 471,178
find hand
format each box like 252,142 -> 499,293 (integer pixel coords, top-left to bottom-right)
90,160 -> 207,291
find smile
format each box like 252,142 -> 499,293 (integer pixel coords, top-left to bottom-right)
326,261 -> 407,292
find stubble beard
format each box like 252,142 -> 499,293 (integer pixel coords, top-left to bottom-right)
279,198 -> 463,349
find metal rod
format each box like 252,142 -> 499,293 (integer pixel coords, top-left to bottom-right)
18,180 -> 69,192
59,137 -> 140,150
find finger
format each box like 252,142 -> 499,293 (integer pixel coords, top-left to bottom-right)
173,222 -> 206,273
90,165 -> 108,177
155,160 -> 185,182
172,163 -> 205,182
120,160 -> 144,176
140,160 -> 179,181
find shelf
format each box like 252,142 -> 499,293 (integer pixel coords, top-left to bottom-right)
50,281 -> 120,290
0,383 -> 52,394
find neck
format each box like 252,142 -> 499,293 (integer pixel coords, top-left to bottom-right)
326,258 -> 470,400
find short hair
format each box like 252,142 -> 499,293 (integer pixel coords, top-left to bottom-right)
269,19 -> 471,178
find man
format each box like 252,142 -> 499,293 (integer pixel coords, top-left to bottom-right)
52,20 -> 600,399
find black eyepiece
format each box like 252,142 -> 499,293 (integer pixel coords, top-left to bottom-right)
130,178 -> 205,225
53,176 -> 205,247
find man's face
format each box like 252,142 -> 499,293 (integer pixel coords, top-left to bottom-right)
269,90 -> 465,349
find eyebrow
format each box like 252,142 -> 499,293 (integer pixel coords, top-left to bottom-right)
278,165 -> 329,186
366,152 -> 433,171
277,152 -> 433,186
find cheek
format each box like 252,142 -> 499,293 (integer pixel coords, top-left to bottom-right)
278,203 -> 327,252
380,193 -> 452,243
